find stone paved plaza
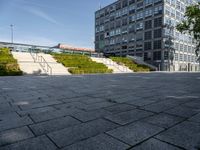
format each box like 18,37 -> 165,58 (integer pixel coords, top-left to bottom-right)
0,73 -> 200,150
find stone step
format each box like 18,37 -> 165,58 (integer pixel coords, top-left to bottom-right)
91,57 -> 133,74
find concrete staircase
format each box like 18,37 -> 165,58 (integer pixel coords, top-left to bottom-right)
91,57 -> 133,74
37,53 -> 70,75
12,52 -> 70,75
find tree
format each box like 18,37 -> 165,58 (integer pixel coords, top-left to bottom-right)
176,2 -> 200,58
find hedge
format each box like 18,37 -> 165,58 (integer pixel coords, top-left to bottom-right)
0,48 -> 22,76
53,53 -> 113,74
110,57 -> 150,72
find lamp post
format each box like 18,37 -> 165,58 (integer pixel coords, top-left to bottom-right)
10,24 -> 14,44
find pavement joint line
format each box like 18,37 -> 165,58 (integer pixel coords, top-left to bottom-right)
45,134 -> 60,149
153,137 -> 187,150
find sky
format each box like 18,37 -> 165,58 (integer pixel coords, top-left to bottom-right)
0,0 -> 115,48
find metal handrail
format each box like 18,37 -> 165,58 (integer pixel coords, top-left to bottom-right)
30,51 -> 52,75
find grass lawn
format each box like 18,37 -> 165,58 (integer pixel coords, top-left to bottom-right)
53,53 -> 113,74
110,57 -> 151,72
0,48 -> 22,76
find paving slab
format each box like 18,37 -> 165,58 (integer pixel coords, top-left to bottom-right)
104,103 -> 136,114
142,113 -> 185,129
165,105 -> 200,118
0,126 -> 34,146
48,119 -> 118,148
130,138 -> 182,150
156,121 -> 200,150
0,135 -> 57,150
107,121 -> 164,146
105,109 -> 154,125
0,73 -> 200,149
62,134 -> 130,150
0,116 -> 33,132
29,116 -> 81,135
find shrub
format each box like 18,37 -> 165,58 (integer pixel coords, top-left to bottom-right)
110,57 -> 150,72
53,53 -> 113,74
0,48 -> 22,76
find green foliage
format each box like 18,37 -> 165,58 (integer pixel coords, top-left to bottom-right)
176,3 -> 200,56
0,48 -> 22,76
53,53 -> 113,74
110,57 -> 150,72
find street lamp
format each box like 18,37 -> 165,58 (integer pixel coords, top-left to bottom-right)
10,24 -> 14,44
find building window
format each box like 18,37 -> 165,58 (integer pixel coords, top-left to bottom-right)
144,42 -> 152,50
145,31 -> 152,40
136,22 -> 143,30
154,17 -> 162,27
145,20 -> 152,29
154,29 -> 162,38
153,51 -> 161,60
154,5 -> 163,15
154,40 -> 162,49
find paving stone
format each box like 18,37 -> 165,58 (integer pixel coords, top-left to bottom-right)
142,113 -> 185,129
165,105 -> 200,118
107,121 -> 164,146
19,100 -> 63,110
72,109 -> 111,122
125,97 -> 158,107
156,121 -> 200,150
29,116 -> 81,135
105,109 -> 154,125
130,138 -> 182,150
0,116 -> 33,132
62,134 -> 130,150
48,119 -> 118,148
0,103 -> 20,114
30,108 -> 84,123
0,135 -> 57,150
17,106 -> 56,116
104,104 -> 136,114
0,126 -> 34,146
0,113 -> 19,121
189,113 -> 200,123
183,100 -> 200,109
141,102 -> 178,113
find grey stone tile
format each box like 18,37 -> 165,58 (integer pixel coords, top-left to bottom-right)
0,135 -> 57,150
125,98 -> 158,107
141,102 -> 177,113
0,116 -> 33,132
30,108 -> 83,123
29,116 -> 81,135
183,100 -> 200,109
0,126 -> 34,146
165,105 -> 200,118
105,109 -> 154,125
62,134 -> 130,150
72,109 -> 111,122
104,104 -> 136,114
0,113 -> 19,121
48,119 -> 118,148
17,106 -> 56,116
130,138 -> 182,150
107,121 -> 164,146
20,100 -> 63,110
0,103 -> 20,114
156,121 -> 200,150
142,113 -> 185,129
189,113 -> 200,123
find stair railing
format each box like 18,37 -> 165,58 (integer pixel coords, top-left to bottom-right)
30,51 -> 52,75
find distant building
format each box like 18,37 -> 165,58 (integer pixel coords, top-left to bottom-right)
95,0 -> 200,71
56,43 -> 95,53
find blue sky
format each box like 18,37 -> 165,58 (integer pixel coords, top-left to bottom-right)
0,0 -> 115,48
